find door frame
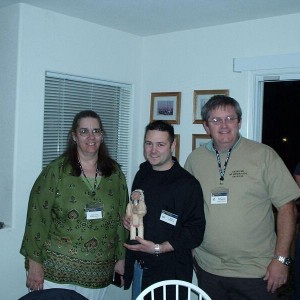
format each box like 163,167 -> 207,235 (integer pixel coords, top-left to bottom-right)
249,71 -> 300,142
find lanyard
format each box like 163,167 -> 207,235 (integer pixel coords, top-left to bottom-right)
213,145 -> 232,185
78,161 -> 99,196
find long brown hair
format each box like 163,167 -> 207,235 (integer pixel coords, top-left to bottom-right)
63,110 -> 117,177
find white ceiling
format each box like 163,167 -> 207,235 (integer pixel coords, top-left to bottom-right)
1,0 -> 300,36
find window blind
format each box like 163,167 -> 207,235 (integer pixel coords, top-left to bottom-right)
43,72 -> 131,177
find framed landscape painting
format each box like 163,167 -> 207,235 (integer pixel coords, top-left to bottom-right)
192,134 -> 211,150
174,134 -> 180,160
193,89 -> 229,124
150,92 -> 181,124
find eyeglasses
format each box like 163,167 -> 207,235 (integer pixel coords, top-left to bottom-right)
78,128 -> 103,137
207,116 -> 239,126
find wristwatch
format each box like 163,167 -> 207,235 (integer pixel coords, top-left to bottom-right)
154,244 -> 160,256
273,255 -> 292,266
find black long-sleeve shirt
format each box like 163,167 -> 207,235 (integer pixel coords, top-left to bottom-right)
124,158 -> 205,294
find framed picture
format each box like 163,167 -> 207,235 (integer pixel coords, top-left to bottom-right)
193,89 -> 229,124
174,134 -> 180,160
150,92 -> 181,124
192,134 -> 211,150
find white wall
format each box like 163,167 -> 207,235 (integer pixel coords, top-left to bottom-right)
0,4 -> 19,232
0,4 -> 22,299
1,3 -> 300,299
141,13 -> 300,165
0,4 -> 141,299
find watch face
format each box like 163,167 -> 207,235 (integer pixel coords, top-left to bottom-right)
285,258 -> 292,266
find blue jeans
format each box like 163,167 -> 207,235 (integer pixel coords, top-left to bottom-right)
132,261 -> 143,300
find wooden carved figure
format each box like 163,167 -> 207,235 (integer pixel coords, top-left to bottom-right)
126,189 -> 147,240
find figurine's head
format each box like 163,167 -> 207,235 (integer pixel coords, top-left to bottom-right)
132,199 -> 139,206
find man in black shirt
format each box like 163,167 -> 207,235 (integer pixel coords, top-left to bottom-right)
123,120 -> 206,300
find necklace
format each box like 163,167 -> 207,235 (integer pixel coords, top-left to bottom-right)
78,160 -> 99,196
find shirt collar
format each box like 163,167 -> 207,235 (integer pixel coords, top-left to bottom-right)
206,135 -> 242,153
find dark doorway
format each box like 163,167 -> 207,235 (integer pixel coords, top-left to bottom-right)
262,80 -> 300,175
262,80 -> 300,300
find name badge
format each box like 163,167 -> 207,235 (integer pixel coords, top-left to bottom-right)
160,210 -> 178,226
211,187 -> 229,205
86,203 -> 103,220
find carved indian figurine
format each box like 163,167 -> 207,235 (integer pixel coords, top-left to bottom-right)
126,189 -> 147,241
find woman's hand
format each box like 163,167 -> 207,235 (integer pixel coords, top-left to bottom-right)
114,259 -> 125,287
26,259 -> 44,291
123,215 -> 131,231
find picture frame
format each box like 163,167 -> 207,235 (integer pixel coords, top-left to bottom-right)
150,92 -> 181,124
174,134 -> 180,161
192,134 -> 211,150
193,89 -> 229,124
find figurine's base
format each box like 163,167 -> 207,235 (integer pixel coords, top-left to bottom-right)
127,239 -> 140,245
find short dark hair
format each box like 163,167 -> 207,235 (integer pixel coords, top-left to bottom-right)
144,120 -> 175,143
201,95 -> 242,122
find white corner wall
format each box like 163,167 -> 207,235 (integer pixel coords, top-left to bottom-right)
1,3 -> 300,299
0,4 -> 22,298
0,4 -> 142,299
0,4 -> 19,229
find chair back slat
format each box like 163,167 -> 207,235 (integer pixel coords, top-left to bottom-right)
136,279 -> 212,300
175,284 -> 179,300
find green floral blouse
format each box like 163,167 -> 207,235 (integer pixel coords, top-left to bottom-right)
20,156 -> 129,288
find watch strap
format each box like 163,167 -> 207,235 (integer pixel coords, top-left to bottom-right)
273,254 -> 292,266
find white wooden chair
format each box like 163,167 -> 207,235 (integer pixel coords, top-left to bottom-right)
136,279 -> 212,300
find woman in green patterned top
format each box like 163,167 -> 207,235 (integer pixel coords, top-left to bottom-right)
20,110 -> 129,300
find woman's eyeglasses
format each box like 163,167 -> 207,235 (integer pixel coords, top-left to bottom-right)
78,128 -> 103,137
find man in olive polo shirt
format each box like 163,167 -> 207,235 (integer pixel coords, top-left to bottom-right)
185,95 -> 300,300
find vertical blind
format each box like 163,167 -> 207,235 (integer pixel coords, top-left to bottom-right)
43,72 -> 131,177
